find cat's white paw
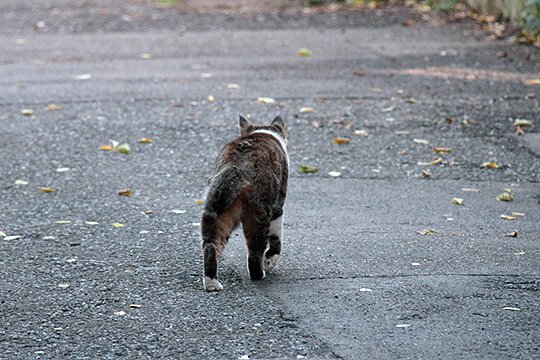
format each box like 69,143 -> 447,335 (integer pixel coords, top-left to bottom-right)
203,276 -> 223,291
264,254 -> 280,272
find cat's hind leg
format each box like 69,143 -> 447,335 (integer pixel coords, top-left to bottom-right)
242,211 -> 269,280
201,201 -> 241,291
265,213 -> 283,272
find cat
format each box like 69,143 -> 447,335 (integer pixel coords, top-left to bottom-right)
201,115 -> 289,291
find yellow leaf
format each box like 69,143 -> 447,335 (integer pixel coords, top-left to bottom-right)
296,48 -> 313,57
116,143 -> 130,154
46,104 -> 62,111
513,119 -> 533,127
21,109 -> 34,116
417,229 -> 437,235
524,78 -> 540,85
118,189 -> 133,197
480,161 -> 499,169
138,138 -> 153,144
496,192 -> 513,202
194,199 -> 204,205
256,97 -> 276,104
511,212 -> 525,217
226,83 -> 240,89
39,187 -> 56,193
450,198 -> 464,206
299,107 -> 315,114
332,137 -> 350,145
55,220 -> 71,224
298,164 -> 319,174
112,223 -> 125,228
433,147 -> 452,154
99,145 -> 114,151
500,214 -> 517,220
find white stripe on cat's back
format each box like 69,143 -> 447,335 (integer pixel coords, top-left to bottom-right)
250,129 -> 289,166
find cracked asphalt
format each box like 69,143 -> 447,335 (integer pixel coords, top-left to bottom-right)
1,1 -> 539,359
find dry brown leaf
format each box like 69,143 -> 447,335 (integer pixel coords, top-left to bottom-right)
137,138 -> 153,144
433,147 -> 452,154
39,187 -> 56,193
353,68 -> 365,76
118,189 -> 133,197
99,145 -> 114,151
504,231 -> 519,238
420,170 -> 433,178
524,79 -> 540,85
450,198 -> 464,206
46,104 -> 63,111
403,19 -> 416,27
332,137 -> 350,145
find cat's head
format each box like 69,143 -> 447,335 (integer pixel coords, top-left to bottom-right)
239,115 -> 286,140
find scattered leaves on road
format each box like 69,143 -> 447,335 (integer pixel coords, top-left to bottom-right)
46,104 -> 63,111
359,288 -> 373,292
353,68 -> 365,76
118,189 -> 133,197
256,97 -> 276,104
418,157 -> 443,166
524,78 -> 540,85
100,141 -> 131,154
139,52 -> 152,59
112,223 -> 125,228
413,138 -> 429,145
296,48 -> 312,57
332,137 -> 350,145
84,221 -> 99,225
502,307 -> 521,311
21,109 -> 34,116
298,164 -> 319,174
433,147 -> 452,154
58,283 -> 70,289
417,229 -> 437,235
73,74 -> 91,80
354,129 -> 369,137
299,107 -> 315,113
420,170 -> 433,178
328,171 -> 341,177
128,304 -> 142,308
496,191 -> 513,202
480,161 -> 499,169
39,187 -> 56,193
15,180 -> 29,185
504,231 -> 519,238
500,214 -> 517,220
55,220 -> 71,224
450,197 -> 464,206
512,212 -> 525,217
513,119 -> 533,127
4,235 -> 21,241
138,138 -> 153,144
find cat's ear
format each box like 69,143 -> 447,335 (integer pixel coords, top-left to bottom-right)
271,115 -> 285,132
239,115 -> 251,131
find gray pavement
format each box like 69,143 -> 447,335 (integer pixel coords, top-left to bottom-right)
1,1 -> 539,359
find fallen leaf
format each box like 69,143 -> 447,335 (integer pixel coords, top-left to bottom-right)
39,187 -> 56,193
139,52 -> 152,59
296,48 -> 313,57
417,229 -> 437,235
21,109 -> 34,116
207,95 -> 215,102
395,324 -> 411,328
502,307 -> 520,311
513,119 -> 533,127
462,188 -> 479,192
500,214 -> 517,220
65,258 -> 77,264
58,283 -> 70,289
226,83 -> 240,89
381,105 -> 395,113
395,130 -> 410,135
15,180 -> 29,185
138,138 -> 153,144
46,104 -> 62,111
15,38 -> 27,45
420,170 -> 433,178
512,212 -> 525,217
480,161 -> 499,169
73,74 -> 91,80
298,164 -> 319,174
359,288 -> 373,292
524,79 -> 540,85
192,222 -> 201,227
433,147 -> 452,154
171,209 -> 186,214
496,192 -> 513,202
514,251 -> 525,256
450,198 -> 464,206
99,145 -> 114,151
353,68 -> 365,76
84,221 -> 99,225
256,97 -> 276,104
299,107 -> 315,113
418,157 -> 443,166
144,210 -> 155,215
332,137 -> 350,145
413,138 -> 429,145
116,143 -> 130,154
354,129 -> 369,136
504,231 -> 519,238
405,97 -> 417,104
118,189 -> 133,197
128,304 -> 142,308
411,262 -> 421,266
42,236 -> 55,240
200,73 -> 212,78
328,171 -> 341,177
4,235 -> 21,241
112,223 -> 125,228
55,220 -> 71,224
0,231 -> 6,237
114,311 -> 126,316
403,19 -> 416,27
194,199 -> 204,205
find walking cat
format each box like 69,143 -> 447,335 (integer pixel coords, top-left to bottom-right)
201,115 -> 289,291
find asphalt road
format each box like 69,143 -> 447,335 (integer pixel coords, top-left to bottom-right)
1,1 -> 539,359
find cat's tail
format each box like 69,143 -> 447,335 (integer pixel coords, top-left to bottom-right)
203,166 -> 249,219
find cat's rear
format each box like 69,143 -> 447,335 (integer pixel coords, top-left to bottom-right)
201,116 -> 289,291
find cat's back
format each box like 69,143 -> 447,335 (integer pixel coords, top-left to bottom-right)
219,132 -> 287,169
